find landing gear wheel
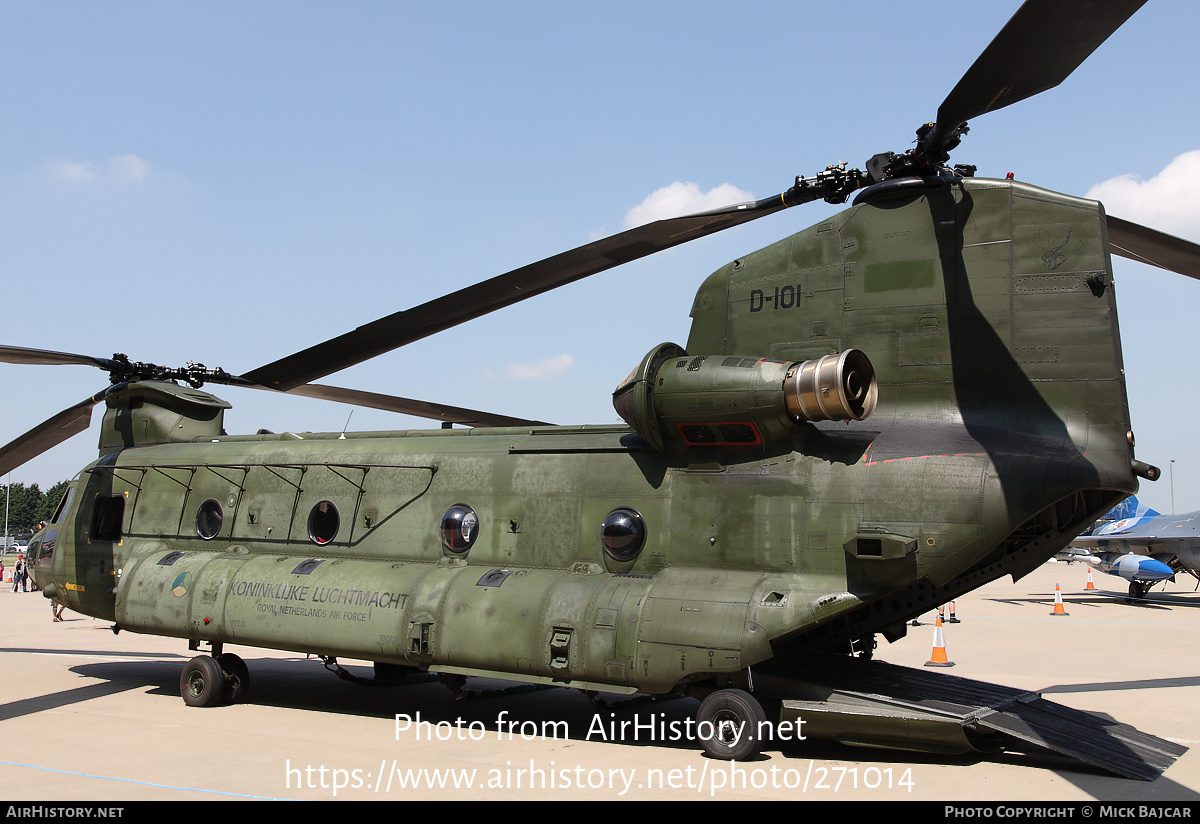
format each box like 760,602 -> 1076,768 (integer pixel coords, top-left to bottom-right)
218,653 -> 250,704
1128,581 -> 1148,600
697,688 -> 767,760
180,655 -> 226,707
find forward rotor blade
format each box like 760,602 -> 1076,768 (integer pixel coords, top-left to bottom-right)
0,345 -> 119,371
0,393 -> 104,477
244,192 -> 806,391
1107,216 -> 1200,280
933,0 -> 1146,147
280,383 -> 552,428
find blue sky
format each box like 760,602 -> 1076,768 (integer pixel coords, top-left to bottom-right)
2,1 -> 1199,516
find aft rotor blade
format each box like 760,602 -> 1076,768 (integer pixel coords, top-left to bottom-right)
0,393 -> 104,476
1107,216 -> 1200,280
244,192 -> 807,391
0,345 -> 120,372
932,0 -> 1146,149
280,383 -> 553,428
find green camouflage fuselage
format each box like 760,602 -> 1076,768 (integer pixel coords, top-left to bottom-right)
29,177 -> 1138,695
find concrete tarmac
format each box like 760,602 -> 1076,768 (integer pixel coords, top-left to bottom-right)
1,560 -> 1198,802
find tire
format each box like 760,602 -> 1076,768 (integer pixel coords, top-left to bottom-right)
180,655 -> 226,707
219,653 -> 251,704
697,689 -> 767,760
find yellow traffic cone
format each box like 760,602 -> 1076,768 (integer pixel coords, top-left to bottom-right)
924,615 -> 954,667
1085,569 -> 1096,590
1050,583 -> 1069,616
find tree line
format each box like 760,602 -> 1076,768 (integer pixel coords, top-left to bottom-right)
2,481 -> 71,537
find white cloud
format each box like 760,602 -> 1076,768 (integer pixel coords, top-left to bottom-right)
623,181 -> 754,229
1087,150 -> 1200,240
55,161 -> 96,182
498,354 -> 576,380
110,154 -> 151,183
51,154 -> 152,185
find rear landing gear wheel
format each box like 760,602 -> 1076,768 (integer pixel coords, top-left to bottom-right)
1128,581 -> 1149,600
697,688 -> 767,760
218,653 -> 250,703
181,656 -> 226,707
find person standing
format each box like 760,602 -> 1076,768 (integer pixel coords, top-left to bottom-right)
938,600 -> 959,623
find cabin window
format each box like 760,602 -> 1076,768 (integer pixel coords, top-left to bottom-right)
601,508 -> 646,563
195,499 -> 223,540
440,504 -> 479,554
307,501 -> 340,545
91,494 -> 125,542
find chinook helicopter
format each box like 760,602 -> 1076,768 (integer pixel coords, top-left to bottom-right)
4,0 -> 1200,779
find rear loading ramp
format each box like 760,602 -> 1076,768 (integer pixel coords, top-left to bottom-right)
764,653 -> 1184,781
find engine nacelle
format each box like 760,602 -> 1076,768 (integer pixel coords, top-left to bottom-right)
612,343 -> 877,452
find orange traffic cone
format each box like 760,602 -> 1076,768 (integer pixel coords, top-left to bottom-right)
1085,569 -> 1096,590
1050,583 -> 1069,616
924,615 -> 954,667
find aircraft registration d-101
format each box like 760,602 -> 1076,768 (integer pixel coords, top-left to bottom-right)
3,0 -> 1197,779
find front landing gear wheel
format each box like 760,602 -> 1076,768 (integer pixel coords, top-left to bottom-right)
218,653 -> 250,703
181,656 -> 226,707
697,688 -> 767,760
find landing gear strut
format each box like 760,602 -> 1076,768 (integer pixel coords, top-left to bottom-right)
219,653 -> 251,703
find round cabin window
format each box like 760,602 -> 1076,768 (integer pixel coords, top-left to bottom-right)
440,504 -> 479,554
308,501 -> 340,545
601,508 -> 646,563
195,499 -> 223,540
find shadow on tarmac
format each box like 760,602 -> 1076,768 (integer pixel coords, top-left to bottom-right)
1042,676 -> 1200,695
0,653 -> 1179,796
984,591 -> 1200,611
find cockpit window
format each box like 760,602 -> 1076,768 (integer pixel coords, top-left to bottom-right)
51,486 -> 76,524
35,531 -> 56,566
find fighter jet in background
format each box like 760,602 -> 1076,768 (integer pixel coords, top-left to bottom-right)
1064,498 -> 1193,599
